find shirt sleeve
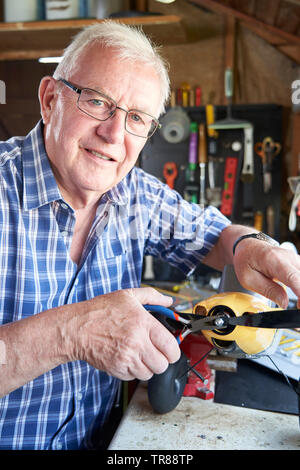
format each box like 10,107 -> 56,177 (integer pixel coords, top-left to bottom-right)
138,170 -> 231,276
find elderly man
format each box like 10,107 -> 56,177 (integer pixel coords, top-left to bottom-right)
0,21 -> 299,450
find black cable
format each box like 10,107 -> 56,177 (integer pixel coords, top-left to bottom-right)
266,355 -> 300,398
266,355 -> 300,428
177,346 -> 215,380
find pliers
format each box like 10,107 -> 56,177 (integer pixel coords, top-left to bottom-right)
144,304 -> 224,344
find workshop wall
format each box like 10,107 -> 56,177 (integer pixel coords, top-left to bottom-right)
0,0 -> 297,242
148,1 -> 296,171
150,1 -> 297,245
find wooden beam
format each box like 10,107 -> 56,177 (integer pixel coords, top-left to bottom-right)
0,50 -> 63,61
0,15 -> 184,61
190,0 -> 300,45
0,15 -> 181,31
223,15 -> 236,103
277,43 -> 300,64
240,21 -> 288,47
134,0 -> 149,11
255,0 -> 281,26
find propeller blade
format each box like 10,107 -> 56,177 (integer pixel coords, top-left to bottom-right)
228,309 -> 300,329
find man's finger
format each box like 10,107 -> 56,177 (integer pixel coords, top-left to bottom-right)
130,286 -> 173,307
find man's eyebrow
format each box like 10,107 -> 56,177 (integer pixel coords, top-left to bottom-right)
85,84 -> 155,115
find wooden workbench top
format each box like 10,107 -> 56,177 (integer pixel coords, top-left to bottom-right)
109,383 -> 299,450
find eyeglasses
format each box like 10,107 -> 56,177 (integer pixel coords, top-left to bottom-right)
58,78 -> 161,139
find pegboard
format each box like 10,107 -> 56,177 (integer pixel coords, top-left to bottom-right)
141,103 -> 283,241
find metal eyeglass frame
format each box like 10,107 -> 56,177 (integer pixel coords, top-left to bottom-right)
58,78 -> 161,139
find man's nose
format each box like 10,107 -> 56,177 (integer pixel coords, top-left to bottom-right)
96,108 -> 126,144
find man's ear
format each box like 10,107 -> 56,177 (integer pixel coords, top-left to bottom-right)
38,76 -> 57,125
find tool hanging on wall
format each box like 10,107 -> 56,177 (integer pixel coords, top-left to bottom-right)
184,122 -> 199,203
163,161 -> 178,189
266,205 -> 275,237
254,210 -> 263,232
160,106 -> 191,144
180,82 -> 190,107
220,156 -> 238,216
254,137 -> 281,193
195,86 -> 202,106
205,105 -> 222,207
198,123 -> 207,206
208,68 -> 255,184
240,125 -> 254,184
288,176 -> 300,232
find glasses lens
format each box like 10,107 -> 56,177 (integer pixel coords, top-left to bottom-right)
78,88 -> 115,120
126,110 -> 158,138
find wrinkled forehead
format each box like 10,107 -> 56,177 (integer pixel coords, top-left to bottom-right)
70,44 -> 164,113
69,45 -> 163,116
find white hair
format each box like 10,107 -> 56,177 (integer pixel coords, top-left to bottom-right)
53,20 -> 170,115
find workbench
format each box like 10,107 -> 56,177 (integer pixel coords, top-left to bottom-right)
109,382 -> 299,450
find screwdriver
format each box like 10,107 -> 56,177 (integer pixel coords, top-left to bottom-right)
198,123 -> 207,206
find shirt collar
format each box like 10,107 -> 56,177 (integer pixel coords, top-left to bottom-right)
22,121 -> 129,210
22,121 -> 62,211
104,177 -> 129,206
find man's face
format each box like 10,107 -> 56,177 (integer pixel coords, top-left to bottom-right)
40,45 -> 162,206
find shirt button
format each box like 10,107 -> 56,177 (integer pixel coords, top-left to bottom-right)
61,231 -> 68,237
77,392 -> 83,401
56,442 -> 63,450
61,203 -> 68,210
74,278 -> 79,286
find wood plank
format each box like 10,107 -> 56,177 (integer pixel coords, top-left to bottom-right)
241,22 -> 300,65
0,15 -> 181,31
275,2 -> 300,35
0,50 -> 63,61
277,43 -> 300,64
191,0 -> 300,45
0,15 -> 185,61
236,0 -> 256,16
283,0 -> 300,7
254,0 -> 281,26
240,21 -> 288,46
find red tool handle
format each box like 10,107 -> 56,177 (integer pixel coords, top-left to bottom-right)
220,157 -> 238,216
163,162 -> 178,189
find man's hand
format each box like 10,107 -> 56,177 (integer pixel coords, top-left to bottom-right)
203,224 -> 300,308
66,287 -> 181,381
233,240 -> 300,308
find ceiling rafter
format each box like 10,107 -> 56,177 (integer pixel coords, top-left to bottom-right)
190,0 -> 300,65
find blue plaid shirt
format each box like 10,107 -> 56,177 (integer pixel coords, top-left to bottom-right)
0,122 -> 230,449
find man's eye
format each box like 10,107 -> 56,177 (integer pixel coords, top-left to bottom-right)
89,99 -> 105,106
130,113 -> 144,124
